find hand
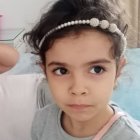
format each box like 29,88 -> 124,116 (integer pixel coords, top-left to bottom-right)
0,44 -> 19,73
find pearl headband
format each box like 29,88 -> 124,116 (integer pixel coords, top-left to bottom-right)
39,18 -> 127,55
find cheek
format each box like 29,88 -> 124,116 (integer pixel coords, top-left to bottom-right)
93,76 -> 116,98
47,82 -> 63,103
46,70 -> 69,89
102,77 -> 116,92
46,77 -> 67,101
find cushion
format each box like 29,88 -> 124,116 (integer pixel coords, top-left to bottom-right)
0,74 -> 44,140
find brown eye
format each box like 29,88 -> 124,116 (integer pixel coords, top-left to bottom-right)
90,66 -> 104,74
53,67 -> 68,75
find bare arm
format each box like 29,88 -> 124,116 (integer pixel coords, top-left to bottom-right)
0,44 -> 19,73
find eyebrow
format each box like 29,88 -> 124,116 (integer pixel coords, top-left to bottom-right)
47,62 -> 68,67
47,59 -> 112,67
85,59 -> 112,66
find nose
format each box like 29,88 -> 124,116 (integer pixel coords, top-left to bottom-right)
69,75 -> 88,96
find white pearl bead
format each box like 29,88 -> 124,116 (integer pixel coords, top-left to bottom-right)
61,24 -> 64,28
90,18 -> 100,27
75,21 -> 79,24
71,21 -> 75,25
82,20 -> 86,24
78,20 -> 82,24
100,20 -> 109,29
67,22 -> 71,26
86,20 -> 90,24
63,23 -> 67,27
58,26 -> 61,29
109,23 -> 117,32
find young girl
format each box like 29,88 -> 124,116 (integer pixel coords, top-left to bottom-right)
22,0 -> 140,139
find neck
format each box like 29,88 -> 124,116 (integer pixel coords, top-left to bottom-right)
62,105 -> 114,138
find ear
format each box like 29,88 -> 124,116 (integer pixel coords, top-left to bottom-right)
116,56 -> 126,78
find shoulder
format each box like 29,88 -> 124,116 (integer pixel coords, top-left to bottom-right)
109,104 -> 140,139
35,103 -> 59,116
120,115 -> 140,136
33,104 -> 59,124
31,104 -> 59,138
111,115 -> 140,139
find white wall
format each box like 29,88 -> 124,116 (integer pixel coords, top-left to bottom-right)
0,0 -> 54,29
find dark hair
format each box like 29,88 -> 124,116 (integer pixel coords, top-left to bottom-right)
24,0 -> 128,64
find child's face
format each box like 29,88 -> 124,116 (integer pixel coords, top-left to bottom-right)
44,30 -> 119,122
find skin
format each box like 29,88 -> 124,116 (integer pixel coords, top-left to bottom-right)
43,30 -> 125,137
0,44 -> 19,73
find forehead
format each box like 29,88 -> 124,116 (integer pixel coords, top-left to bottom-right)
46,30 -> 114,63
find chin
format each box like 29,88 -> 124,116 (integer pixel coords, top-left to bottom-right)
67,111 -> 96,122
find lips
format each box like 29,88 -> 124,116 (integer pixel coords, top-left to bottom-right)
67,104 -> 92,110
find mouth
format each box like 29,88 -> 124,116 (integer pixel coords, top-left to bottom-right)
67,104 -> 92,111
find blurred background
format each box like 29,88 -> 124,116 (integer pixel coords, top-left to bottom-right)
0,0 -> 139,47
